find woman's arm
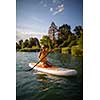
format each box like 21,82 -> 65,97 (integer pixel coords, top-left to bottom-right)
38,51 -> 42,58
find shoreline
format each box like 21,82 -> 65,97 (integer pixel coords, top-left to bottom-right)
16,47 -> 83,56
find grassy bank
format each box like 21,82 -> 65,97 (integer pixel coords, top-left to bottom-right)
17,46 -> 40,52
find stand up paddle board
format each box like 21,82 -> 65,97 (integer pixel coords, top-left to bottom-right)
29,62 -> 77,76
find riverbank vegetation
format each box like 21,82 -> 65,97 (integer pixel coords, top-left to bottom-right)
16,22 -> 83,56
16,37 -> 40,52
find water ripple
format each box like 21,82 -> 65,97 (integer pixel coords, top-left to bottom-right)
16,52 -> 82,100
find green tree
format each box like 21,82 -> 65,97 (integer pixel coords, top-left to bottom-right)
22,39 -> 29,48
18,39 -> 23,49
40,35 -> 53,49
16,42 -> 21,50
57,24 -> 72,46
33,38 -> 40,47
28,38 -> 35,48
73,26 -> 83,38
59,24 -> 71,39
27,37 -> 40,48
77,31 -> 83,48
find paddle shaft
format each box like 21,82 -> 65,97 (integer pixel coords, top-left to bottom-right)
27,49 -> 52,71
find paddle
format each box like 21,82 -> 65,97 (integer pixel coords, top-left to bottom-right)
26,49 -> 53,71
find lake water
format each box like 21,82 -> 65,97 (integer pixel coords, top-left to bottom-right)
16,52 -> 83,100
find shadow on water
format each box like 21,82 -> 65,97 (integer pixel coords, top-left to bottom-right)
16,52 -> 83,100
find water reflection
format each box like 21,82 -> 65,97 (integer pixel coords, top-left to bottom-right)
48,53 -> 82,69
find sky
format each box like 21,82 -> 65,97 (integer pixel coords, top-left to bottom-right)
16,0 -> 83,39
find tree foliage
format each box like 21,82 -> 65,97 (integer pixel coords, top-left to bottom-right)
73,25 -> 83,38
18,39 -> 23,48
56,24 -> 72,46
22,39 -> 29,48
16,37 -> 40,51
77,31 -> 83,48
16,23 -> 83,56
16,42 -> 21,50
40,35 -> 53,49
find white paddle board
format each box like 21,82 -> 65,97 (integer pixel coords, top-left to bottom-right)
29,62 -> 77,76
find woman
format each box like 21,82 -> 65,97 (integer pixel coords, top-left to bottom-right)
38,45 -> 51,68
